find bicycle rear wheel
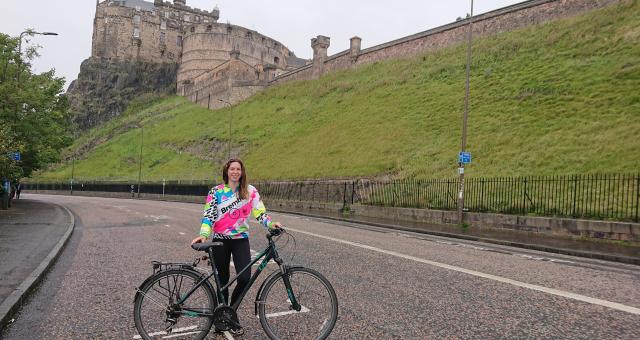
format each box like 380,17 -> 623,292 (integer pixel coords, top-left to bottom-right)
257,267 -> 338,340
134,269 -> 216,340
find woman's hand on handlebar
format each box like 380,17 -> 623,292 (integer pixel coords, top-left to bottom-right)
270,223 -> 284,236
191,236 -> 206,245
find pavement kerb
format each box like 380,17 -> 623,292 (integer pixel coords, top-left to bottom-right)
0,201 -> 75,331
270,209 -> 640,266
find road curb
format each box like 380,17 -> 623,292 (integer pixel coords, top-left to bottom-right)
0,202 -> 75,331
272,209 -> 640,266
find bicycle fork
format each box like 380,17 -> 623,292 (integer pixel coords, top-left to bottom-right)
276,258 -> 302,312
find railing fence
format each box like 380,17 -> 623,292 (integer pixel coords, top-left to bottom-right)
25,173 -> 639,222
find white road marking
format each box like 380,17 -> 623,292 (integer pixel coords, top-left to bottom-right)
265,304 -> 310,318
133,325 -> 198,339
286,227 -> 640,316
223,331 -> 235,340
162,331 -> 201,339
179,232 -> 185,235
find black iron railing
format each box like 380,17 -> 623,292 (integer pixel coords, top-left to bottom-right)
25,173 -> 639,222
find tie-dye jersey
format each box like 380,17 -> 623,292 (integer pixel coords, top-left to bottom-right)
199,184 -> 274,239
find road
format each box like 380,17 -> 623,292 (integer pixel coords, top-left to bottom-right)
1,194 -> 639,339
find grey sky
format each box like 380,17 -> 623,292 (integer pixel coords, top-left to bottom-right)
1,0 -> 521,90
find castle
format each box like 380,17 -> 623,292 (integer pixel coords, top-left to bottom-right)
91,0 -> 307,109
84,0 -> 620,116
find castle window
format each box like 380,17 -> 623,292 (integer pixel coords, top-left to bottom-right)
160,32 -> 166,44
160,21 -> 166,30
133,28 -> 140,38
246,31 -> 253,39
206,25 -> 212,32
177,36 -> 183,47
184,15 -> 190,22
226,25 -> 232,33
164,12 -> 170,18
133,15 -> 141,24
135,5 -> 141,11
274,56 -> 279,64
190,26 -> 195,33
195,16 -> 200,22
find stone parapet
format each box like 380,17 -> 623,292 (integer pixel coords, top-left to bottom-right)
273,0 -> 621,84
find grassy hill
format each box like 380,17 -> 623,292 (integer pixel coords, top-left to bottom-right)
38,1 -> 639,182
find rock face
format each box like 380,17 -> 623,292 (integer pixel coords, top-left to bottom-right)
67,57 -> 178,130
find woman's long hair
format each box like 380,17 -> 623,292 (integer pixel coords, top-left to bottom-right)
223,158 -> 249,200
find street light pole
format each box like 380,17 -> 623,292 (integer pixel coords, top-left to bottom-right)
217,98 -> 232,159
137,125 -> 144,198
457,0 -> 474,225
17,30 -> 58,83
70,156 -> 75,195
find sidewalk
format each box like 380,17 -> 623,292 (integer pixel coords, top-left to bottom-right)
0,197 -> 74,329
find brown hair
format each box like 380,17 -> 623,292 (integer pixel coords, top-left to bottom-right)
222,158 -> 248,200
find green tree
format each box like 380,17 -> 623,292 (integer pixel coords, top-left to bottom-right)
0,32 -> 71,182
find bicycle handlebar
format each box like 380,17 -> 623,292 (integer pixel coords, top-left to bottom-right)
268,226 -> 284,237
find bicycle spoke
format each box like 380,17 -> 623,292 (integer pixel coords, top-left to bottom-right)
134,270 -> 215,340
258,268 -> 338,340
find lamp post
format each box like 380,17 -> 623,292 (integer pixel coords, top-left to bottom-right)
457,0 -> 474,225
217,98 -> 232,159
137,125 -> 144,198
70,156 -> 75,195
17,30 -> 58,83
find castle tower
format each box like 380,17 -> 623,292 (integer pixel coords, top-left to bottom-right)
311,35 -> 330,79
174,0 -> 186,6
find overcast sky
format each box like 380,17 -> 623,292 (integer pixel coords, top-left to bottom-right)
1,0 -> 521,90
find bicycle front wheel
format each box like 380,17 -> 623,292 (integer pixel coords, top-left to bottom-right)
134,269 -> 216,340
258,267 -> 338,340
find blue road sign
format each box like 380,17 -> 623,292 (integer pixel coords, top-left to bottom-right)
11,152 -> 21,161
459,151 -> 471,164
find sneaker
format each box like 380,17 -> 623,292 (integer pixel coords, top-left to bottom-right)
229,326 -> 244,336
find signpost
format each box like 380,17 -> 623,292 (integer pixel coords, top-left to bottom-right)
458,152 -> 472,164
8,152 -> 21,161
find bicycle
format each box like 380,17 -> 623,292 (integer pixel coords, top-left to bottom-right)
133,227 -> 338,339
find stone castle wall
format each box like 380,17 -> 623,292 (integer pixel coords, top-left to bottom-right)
92,0 -> 219,62
271,0 -> 622,85
82,0 -> 623,123
177,22 -> 304,97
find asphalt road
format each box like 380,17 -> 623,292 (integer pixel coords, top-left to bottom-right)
1,194 -> 639,339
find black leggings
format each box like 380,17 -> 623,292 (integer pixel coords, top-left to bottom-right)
211,238 -> 251,306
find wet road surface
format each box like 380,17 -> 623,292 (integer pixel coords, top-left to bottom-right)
1,194 -> 639,339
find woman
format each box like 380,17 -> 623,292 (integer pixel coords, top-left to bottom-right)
191,158 -> 281,335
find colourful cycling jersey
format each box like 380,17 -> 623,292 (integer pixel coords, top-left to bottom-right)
199,184 -> 274,239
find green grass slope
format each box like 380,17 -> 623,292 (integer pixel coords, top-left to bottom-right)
39,1 -> 639,182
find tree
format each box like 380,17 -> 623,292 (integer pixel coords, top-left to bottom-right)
0,32 -> 72,182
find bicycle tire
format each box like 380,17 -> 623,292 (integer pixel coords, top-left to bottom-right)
257,267 -> 338,340
134,269 -> 216,340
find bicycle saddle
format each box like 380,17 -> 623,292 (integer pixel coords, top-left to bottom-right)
191,241 -> 224,251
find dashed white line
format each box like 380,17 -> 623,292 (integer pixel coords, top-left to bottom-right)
286,227 -> 640,316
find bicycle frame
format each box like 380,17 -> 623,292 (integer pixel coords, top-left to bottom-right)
176,233 -> 300,317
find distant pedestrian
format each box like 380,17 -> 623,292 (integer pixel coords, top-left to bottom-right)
131,184 -> 135,198
16,182 -> 22,199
